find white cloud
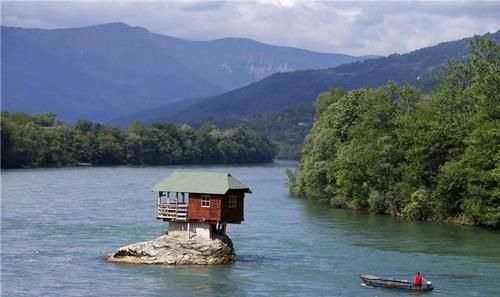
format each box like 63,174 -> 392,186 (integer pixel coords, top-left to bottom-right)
1,1 -> 498,56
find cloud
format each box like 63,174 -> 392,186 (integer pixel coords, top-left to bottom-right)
177,1 -> 226,12
1,1 -> 498,56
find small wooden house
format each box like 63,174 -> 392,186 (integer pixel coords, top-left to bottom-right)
152,172 -> 251,239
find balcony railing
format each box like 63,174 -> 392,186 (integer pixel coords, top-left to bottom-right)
157,203 -> 188,221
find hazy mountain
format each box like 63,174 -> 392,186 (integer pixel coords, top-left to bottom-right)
1,22 -> 373,122
151,30 -> 499,125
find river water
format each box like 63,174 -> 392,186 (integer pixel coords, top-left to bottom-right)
2,162 -> 499,296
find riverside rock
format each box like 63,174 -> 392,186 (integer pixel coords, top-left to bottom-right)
106,233 -> 235,265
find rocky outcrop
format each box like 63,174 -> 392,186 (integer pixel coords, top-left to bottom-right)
106,233 -> 235,265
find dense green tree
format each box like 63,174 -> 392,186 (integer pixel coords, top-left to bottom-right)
1,113 -> 277,168
96,127 -> 125,165
459,123 -> 499,227
124,122 -> 146,165
289,36 -> 499,227
177,124 -> 201,163
1,117 -> 16,168
433,37 -> 500,226
194,124 -> 224,164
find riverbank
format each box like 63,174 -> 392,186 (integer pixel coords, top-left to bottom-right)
289,194 -> 491,228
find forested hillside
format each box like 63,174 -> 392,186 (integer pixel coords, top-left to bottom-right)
163,31 -> 499,125
1,113 -> 277,168
204,102 -> 315,159
288,37 -> 499,227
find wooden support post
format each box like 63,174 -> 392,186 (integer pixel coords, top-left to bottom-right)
156,193 -> 159,217
175,192 -> 179,220
187,222 -> 190,239
157,192 -> 161,217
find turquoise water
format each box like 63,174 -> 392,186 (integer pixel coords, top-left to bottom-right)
2,162 -> 499,296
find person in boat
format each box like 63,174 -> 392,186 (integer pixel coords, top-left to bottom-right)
414,272 -> 425,287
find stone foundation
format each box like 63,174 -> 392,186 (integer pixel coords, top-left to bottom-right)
106,233 -> 235,265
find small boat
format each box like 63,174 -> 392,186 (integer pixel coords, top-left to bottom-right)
360,274 -> 433,291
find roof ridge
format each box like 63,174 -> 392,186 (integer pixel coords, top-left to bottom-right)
152,171 -> 250,194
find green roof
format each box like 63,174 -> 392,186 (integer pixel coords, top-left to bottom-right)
152,171 -> 251,195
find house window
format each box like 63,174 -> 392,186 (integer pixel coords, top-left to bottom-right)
201,195 -> 210,208
228,195 -> 237,208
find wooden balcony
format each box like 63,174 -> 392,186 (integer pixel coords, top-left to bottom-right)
157,203 -> 188,222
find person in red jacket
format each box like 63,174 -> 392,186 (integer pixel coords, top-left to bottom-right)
414,272 -> 424,287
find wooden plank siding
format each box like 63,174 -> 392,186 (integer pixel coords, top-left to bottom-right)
188,194 -> 222,222
220,190 -> 245,223
187,190 -> 246,223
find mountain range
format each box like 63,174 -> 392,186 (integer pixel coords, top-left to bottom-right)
1,22 -> 373,122
118,30 -> 499,126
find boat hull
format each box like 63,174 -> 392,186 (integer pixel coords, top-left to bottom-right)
360,274 -> 433,291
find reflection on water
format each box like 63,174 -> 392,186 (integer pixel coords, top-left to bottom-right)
2,162 -> 500,297
301,200 -> 500,260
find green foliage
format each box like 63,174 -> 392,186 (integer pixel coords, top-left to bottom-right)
431,37 -> 500,227
1,113 -> 278,168
367,191 -> 386,214
433,160 -> 467,218
459,121 -> 500,227
289,36 -> 500,227
402,189 -> 432,220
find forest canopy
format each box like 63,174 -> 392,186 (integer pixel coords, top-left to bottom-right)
288,37 -> 499,228
1,114 -> 278,168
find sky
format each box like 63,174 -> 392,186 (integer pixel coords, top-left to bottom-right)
1,1 -> 499,56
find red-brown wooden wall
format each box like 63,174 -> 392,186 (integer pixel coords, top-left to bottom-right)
221,190 -> 244,223
188,193 -> 222,222
187,190 -> 246,224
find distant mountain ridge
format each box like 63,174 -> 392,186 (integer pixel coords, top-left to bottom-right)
1,22 -> 373,122
124,30 -> 497,126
